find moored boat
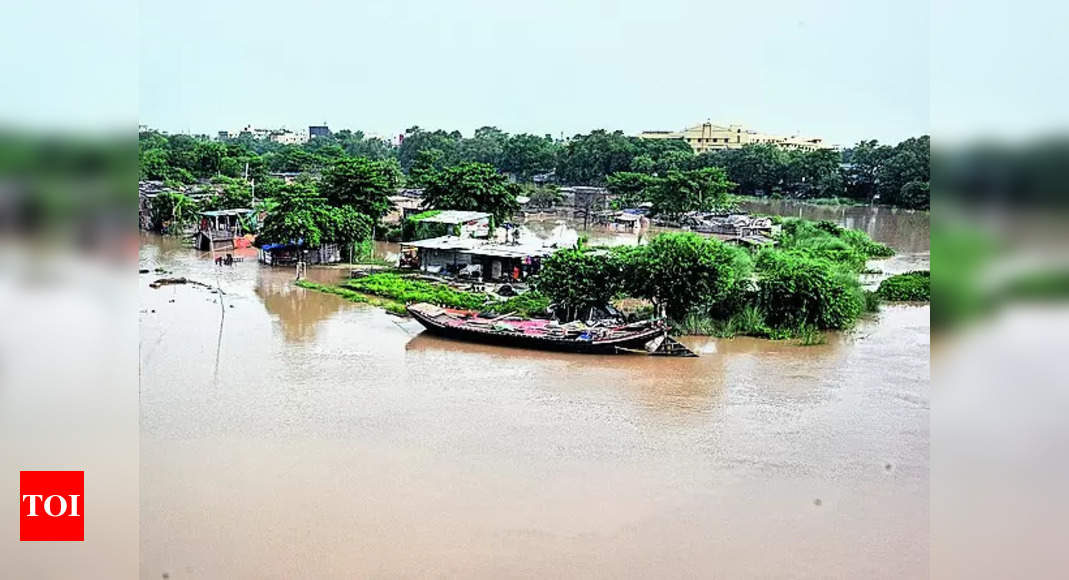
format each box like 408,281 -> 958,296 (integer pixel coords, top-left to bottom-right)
406,302 -> 679,355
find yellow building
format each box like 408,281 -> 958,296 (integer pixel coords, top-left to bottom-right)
640,122 -> 834,154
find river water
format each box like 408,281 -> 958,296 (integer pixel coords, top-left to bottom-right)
139,201 -> 929,578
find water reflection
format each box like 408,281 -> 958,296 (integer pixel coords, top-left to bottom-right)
254,267 -> 351,342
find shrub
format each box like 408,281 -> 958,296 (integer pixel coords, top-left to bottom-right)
535,248 -> 628,320
876,270 -> 930,301
756,250 -> 865,330
863,290 -> 881,312
777,218 -> 894,266
625,232 -> 753,320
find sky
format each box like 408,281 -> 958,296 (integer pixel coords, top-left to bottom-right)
134,0 -> 933,146
135,0 -> 936,145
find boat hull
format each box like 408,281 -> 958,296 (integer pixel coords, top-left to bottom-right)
408,307 -> 665,355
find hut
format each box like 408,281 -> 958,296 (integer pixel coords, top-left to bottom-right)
194,209 -> 256,252
398,235 -> 551,282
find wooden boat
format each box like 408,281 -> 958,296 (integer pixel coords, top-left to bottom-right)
407,302 -> 677,355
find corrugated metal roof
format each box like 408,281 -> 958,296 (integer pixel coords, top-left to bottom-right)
401,236 -> 552,258
416,210 -> 491,224
199,208 -> 254,217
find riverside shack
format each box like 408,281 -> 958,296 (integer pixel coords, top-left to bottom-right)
194,208 -> 256,252
399,235 -> 550,281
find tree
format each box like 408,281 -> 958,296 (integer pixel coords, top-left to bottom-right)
139,147 -> 171,181
783,148 -> 844,199
460,126 -> 508,166
321,205 -> 373,260
535,248 -> 627,320
555,130 -> 641,185
256,183 -> 332,248
201,176 -> 253,211
877,136 -> 930,207
191,140 -> 227,177
320,157 -> 402,224
647,168 -> 735,217
707,144 -> 787,195
397,126 -> 463,172
842,139 -> 891,200
897,180 -> 930,210
407,148 -> 446,187
420,162 -> 520,223
149,191 -> 197,232
626,233 -> 752,320
501,133 -> 558,179
606,171 -> 658,207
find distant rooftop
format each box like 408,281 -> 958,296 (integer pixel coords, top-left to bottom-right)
199,208 -> 254,217
401,235 -> 552,258
415,210 -> 491,225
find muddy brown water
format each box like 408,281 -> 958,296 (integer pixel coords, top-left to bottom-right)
140,201 -> 928,578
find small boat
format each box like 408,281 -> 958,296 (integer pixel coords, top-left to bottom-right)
406,302 -> 686,355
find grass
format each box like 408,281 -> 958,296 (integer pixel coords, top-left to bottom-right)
343,273 -> 487,310
877,270 -> 930,301
299,273 -> 551,318
795,324 -> 827,346
295,279 -> 408,315
669,304 -> 826,344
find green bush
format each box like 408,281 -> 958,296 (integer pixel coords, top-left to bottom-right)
625,232 -> 753,320
535,248 -> 628,319
876,270 -> 930,301
777,218 -> 894,266
756,250 -> 865,330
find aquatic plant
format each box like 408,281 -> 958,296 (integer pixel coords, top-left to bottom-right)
795,324 -> 827,346
876,270 -> 930,301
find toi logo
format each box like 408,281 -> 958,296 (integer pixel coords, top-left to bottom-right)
19,471 -> 84,541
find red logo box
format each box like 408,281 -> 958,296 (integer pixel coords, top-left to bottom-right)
19,471 -> 84,541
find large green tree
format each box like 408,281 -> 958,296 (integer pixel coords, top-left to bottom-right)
501,133 -> 558,179
648,167 -> 735,217
256,183 -> 332,247
320,157 -> 402,223
420,162 -> 520,222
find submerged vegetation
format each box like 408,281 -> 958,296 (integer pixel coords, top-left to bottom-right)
877,270 -> 931,302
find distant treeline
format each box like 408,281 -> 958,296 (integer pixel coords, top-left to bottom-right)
139,127 -> 930,209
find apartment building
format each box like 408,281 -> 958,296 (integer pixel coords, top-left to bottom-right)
640,122 -> 833,154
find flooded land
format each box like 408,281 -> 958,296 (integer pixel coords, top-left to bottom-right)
139,201 -> 929,578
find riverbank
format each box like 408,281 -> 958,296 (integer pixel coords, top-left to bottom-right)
297,215 -> 899,343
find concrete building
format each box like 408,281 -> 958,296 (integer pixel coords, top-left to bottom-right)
270,130 -> 308,145
640,122 -> 834,154
309,125 -> 331,138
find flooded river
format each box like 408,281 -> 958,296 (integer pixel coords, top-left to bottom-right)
139,201 -> 929,578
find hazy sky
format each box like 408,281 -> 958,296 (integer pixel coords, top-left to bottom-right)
138,0 -> 930,146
